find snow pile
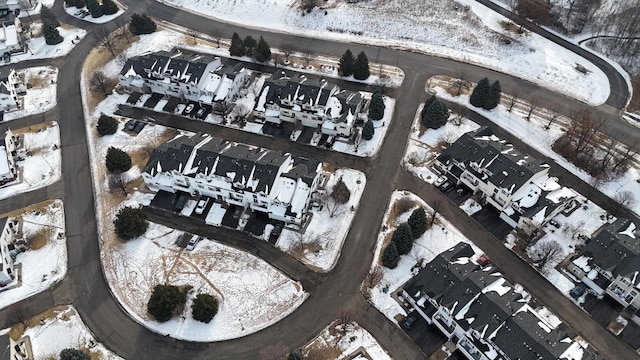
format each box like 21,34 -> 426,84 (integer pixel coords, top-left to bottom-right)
104,222 -> 307,341
277,168 -> 366,271
460,198 -> 482,216
161,0 -> 610,105
64,5 -> 125,23
0,200 -> 67,309
0,122 -> 61,201
17,306 -> 121,359
366,190 -> 482,321
4,67 -> 57,121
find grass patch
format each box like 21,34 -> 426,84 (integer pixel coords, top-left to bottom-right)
388,196 -> 417,225
26,228 -> 52,250
0,199 -> 56,220
12,121 -> 55,135
9,305 -> 69,341
499,20 -> 526,34
304,342 -> 342,360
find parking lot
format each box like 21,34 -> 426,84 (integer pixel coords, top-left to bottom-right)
148,191 -> 284,244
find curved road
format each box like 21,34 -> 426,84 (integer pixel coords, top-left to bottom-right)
0,1 -> 638,359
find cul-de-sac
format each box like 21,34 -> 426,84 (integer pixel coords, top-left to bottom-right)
0,0 -> 639,359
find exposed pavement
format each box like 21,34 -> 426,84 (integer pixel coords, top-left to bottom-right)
0,0 -> 638,359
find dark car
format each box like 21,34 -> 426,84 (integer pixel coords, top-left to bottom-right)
271,223 -> 284,237
127,119 -> 139,131
175,194 -> 188,211
570,282 -> 587,299
400,312 -> 418,330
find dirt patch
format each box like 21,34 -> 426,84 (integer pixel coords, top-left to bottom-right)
499,20 -> 527,35
12,121 -> 55,135
304,341 -> 342,360
26,228 -> 52,250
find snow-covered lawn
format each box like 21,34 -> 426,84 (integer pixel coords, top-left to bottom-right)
103,221 -> 307,341
430,84 -> 640,217
276,168 -> 366,271
3,67 -> 57,121
403,104 -> 480,183
300,320 -> 391,360
0,122 -> 61,201
0,200 -> 67,310
8,23 -> 86,65
365,190 -> 482,321
162,0 -> 610,105
1,305 -> 121,359
64,5 -> 125,23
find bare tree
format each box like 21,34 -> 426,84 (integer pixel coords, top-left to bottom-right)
525,97 -> 538,121
352,128 -> 362,152
114,17 -> 130,43
610,144 -> 637,175
374,76 -> 393,95
544,106 -> 561,129
214,101 -> 233,116
302,52 -> 314,67
429,198 -> 442,227
505,92 -> 518,112
529,240 -> 564,273
335,309 -> 352,336
210,28 -> 222,48
96,27 -> 117,56
363,265 -> 383,290
613,191 -> 636,215
109,172 -> 132,195
323,192 -> 342,218
586,175 -> 604,201
116,53 -> 128,67
89,71 -> 114,96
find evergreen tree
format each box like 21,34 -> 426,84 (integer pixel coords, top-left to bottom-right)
60,349 -> 90,360
331,176 -> 351,204
102,0 -> 119,15
381,241 -> 400,269
242,36 -> 257,56
362,119 -> 374,140
113,206 -> 148,240
129,13 -> 157,35
484,80 -> 502,110
421,99 -> 449,129
40,6 -> 59,28
407,207 -> 427,239
229,32 -> 244,56
43,22 -> 63,45
392,223 -> 413,255
421,94 -> 437,119
368,92 -> 385,120
191,293 -> 219,323
469,77 -> 490,108
288,350 -> 303,360
254,36 -> 271,62
352,51 -> 370,80
338,49 -> 354,77
86,0 -> 103,18
147,284 -> 186,322
96,114 -> 118,136
105,146 -> 131,173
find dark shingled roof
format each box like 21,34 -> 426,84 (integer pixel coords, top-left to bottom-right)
215,144 -> 264,184
437,127 -> 547,193
191,137 -> 230,176
283,156 -> 321,186
581,217 -> 640,278
143,133 -> 204,175
120,50 -> 218,85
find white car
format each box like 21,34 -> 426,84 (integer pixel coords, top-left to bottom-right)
186,235 -> 200,251
184,104 -> 195,114
195,197 -> 210,215
434,176 -> 447,187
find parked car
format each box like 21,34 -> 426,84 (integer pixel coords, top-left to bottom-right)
196,107 -> 207,117
434,176 -> 447,187
440,181 -> 453,191
186,235 -> 200,251
271,223 -> 284,237
127,119 -> 139,131
570,282 -> 587,299
133,122 -> 145,133
184,104 -> 195,114
175,194 -> 188,211
195,197 -> 210,215
549,219 -> 561,228
400,312 -> 418,330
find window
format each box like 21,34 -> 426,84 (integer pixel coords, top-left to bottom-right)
625,290 -> 638,304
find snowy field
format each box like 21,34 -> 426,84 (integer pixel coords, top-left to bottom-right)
103,221 -> 307,341
430,84 -> 640,217
300,320 -> 391,360
64,5 -> 125,23
0,200 -> 67,310
365,190 -> 482,321
1,306 -> 121,360
403,103 -> 481,183
8,23 -> 86,65
3,67 -> 57,121
0,122 -> 61,201
276,168 -> 366,271
162,0 -> 610,105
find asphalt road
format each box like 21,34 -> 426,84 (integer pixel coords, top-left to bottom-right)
0,1 -> 638,359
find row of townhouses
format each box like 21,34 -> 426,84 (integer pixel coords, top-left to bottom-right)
0,127 -> 22,186
434,127 -> 583,236
567,217 -> 640,312
0,69 -> 25,112
118,49 -> 248,104
402,243 -> 600,360
0,216 -> 20,286
253,71 -> 363,137
142,133 -> 322,225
